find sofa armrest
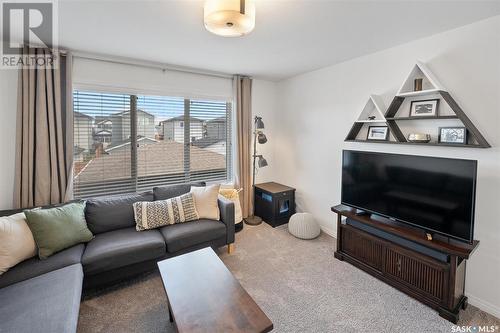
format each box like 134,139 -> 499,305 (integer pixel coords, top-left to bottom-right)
218,196 -> 235,244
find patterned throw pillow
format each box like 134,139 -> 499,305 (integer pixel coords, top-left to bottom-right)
133,193 -> 199,231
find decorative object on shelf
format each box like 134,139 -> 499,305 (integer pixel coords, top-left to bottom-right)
245,116 -> 268,226
409,99 -> 439,117
439,127 -> 467,144
204,0 -> 256,37
407,133 -> 431,143
288,213 -> 320,240
414,78 -> 423,91
345,61 -> 490,148
367,126 -> 389,141
254,182 -> 295,228
354,95 -> 387,123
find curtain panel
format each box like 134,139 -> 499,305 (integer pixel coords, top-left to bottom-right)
234,75 -> 253,218
14,47 -> 73,208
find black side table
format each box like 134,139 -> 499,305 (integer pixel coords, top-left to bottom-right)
254,182 -> 296,227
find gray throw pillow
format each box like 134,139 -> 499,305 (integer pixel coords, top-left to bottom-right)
24,202 -> 94,259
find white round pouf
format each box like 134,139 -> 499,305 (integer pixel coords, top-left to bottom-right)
288,213 -> 320,240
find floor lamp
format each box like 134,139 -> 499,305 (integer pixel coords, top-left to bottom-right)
245,116 -> 268,226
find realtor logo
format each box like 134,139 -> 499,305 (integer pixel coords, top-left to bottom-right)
1,0 -> 57,68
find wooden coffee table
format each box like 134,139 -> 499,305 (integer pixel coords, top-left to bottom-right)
157,247 -> 273,333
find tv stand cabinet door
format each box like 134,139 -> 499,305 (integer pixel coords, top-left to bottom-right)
384,246 -> 449,304
341,226 -> 384,271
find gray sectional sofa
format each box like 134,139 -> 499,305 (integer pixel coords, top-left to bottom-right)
0,183 -> 235,333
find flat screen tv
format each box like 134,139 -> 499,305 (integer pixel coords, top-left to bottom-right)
341,150 -> 477,243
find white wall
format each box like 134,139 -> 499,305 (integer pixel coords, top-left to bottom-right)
0,70 -> 18,210
274,16 -> 500,317
73,58 -> 233,101
252,79 -> 278,184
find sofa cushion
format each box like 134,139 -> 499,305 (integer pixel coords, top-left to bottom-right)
153,182 -> 206,201
24,202 -> 94,259
0,264 -> 83,333
160,219 -> 226,253
85,191 -> 154,234
82,228 -> 166,275
0,244 -> 85,288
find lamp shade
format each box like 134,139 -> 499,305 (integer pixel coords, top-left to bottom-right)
255,116 -> 264,129
257,155 -> 268,168
204,0 -> 256,37
257,132 -> 267,144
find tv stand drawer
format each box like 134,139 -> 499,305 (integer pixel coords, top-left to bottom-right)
341,226 -> 383,271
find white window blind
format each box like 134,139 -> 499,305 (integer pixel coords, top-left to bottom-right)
73,90 -> 232,199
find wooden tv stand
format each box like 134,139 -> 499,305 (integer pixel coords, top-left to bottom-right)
331,204 -> 479,323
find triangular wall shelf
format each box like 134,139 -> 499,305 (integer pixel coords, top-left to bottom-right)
345,62 -> 491,148
397,61 -> 446,97
355,95 -> 387,123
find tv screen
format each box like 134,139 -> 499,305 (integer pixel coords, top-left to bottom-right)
341,150 -> 477,243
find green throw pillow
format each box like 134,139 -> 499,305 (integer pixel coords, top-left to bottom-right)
24,202 -> 94,259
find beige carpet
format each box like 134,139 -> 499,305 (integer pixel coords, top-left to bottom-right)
78,223 -> 500,333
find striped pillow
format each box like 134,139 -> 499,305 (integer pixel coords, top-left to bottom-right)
133,193 -> 199,231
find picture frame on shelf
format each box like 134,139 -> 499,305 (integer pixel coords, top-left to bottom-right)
367,126 -> 389,141
409,99 -> 439,117
439,127 -> 467,145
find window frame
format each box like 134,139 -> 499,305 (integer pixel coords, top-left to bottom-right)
72,85 -> 234,198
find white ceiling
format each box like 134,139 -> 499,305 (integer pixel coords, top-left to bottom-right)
58,0 -> 500,80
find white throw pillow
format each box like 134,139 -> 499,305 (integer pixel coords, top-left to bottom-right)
190,184 -> 221,220
0,213 -> 37,275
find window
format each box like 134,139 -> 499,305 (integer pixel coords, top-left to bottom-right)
73,90 -> 232,198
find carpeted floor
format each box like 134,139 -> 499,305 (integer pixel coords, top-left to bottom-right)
78,223 -> 500,333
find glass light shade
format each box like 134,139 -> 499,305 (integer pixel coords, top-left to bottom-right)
204,0 -> 256,37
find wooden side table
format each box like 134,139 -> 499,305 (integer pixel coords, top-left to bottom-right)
254,182 -> 295,227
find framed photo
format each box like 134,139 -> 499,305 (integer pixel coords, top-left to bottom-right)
439,127 -> 467,144
367,126 -> 389,141
409,99 -> 439,117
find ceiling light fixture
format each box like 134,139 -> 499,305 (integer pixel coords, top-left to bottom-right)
204,0 -> 256,37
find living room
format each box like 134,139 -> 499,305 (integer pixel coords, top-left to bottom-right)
0,1 -> 499,332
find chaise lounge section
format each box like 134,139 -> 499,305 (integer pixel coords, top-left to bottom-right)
0,182 -> 235,333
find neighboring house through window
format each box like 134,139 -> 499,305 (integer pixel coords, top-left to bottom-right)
72,90 -> 232,198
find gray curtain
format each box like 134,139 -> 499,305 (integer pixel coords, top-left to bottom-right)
234,75 -> 253,218
14,47 -> 73,208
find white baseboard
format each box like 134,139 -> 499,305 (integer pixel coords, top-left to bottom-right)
320,225 -> 336,238
466,294 -> 500,319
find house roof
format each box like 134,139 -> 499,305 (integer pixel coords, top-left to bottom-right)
192,137 -> 225,149
94,130 -> 112,136
75,141 -> 225,182
207,116 -> 226,124
160,116 -> 203,123
74,111 -> 94,120
105,136 -> 158,153
112,109 -> 155,118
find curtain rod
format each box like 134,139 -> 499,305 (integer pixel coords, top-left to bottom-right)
70,50 -> 236,80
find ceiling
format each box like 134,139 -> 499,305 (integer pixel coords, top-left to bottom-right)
57,0 -> 500,80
